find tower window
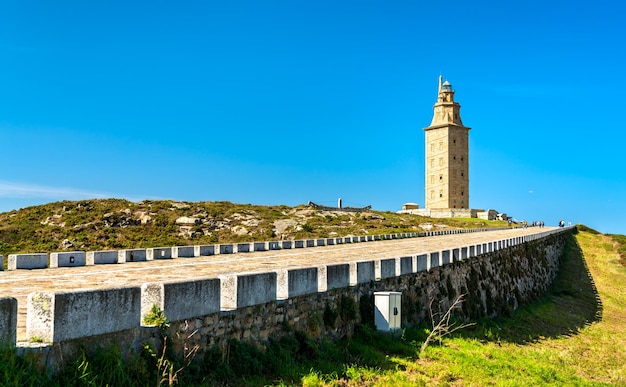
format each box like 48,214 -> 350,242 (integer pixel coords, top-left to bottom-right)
439,175 -> 442,180
461,172 -> 464,177
461,191 -> 464,196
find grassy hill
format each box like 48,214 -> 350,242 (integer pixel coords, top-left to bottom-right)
0,198 -> 508,256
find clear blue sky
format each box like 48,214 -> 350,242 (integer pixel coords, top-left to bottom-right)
1,1 -> 625,235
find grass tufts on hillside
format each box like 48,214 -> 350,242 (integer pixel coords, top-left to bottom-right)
607,233 -> 626,267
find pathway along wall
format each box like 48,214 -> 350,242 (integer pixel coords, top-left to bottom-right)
162,230 -> 567,357
18,229 -> 569,372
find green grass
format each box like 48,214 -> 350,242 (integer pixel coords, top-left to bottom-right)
607,232 -> 626,266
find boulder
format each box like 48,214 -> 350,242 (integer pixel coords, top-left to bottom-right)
176,216 -> 199,225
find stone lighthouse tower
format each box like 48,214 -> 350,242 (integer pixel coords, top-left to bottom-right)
423,76 -> 471,210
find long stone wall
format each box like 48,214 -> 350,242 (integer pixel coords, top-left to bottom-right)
3,227 -> 573,373
164,229 -> 568,352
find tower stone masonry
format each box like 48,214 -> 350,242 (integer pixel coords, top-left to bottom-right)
423,76 -> 471,210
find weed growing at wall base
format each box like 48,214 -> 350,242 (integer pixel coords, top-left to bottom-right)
143,304 -> 169,329
0,343 -> 52,385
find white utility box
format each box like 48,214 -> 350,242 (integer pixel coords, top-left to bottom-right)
374,291 -> 402,331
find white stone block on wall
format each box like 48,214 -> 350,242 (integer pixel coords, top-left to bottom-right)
442,250 -> 451,265
276,270 -> 288,300
87,250 -> 119,265
380,258 -> 397,279
119,249 -> 147,263
416,254 -> 428,272
146,247 -> 172,260
142,279 -> 221,323
352,261 -> 375,284
277,268 -> 317,299
27,287 -> 141,343
317,265 -> 327,292
326,264 -> 350,290
236,272 -> 277,308
428,252 -> 440,271
219,275 -> 237,311
173,246 -> 195,258
400,256 -> 412,275
195,245 -> 215,256
236,243 -> 251,253
287,268 -> 318,298
268,241 -> 280,250
253,242 -> 267,251
141,283 -> 163,322
50,251 -> 86,268
218,244 -> 233,254
8,253 -> 48,270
